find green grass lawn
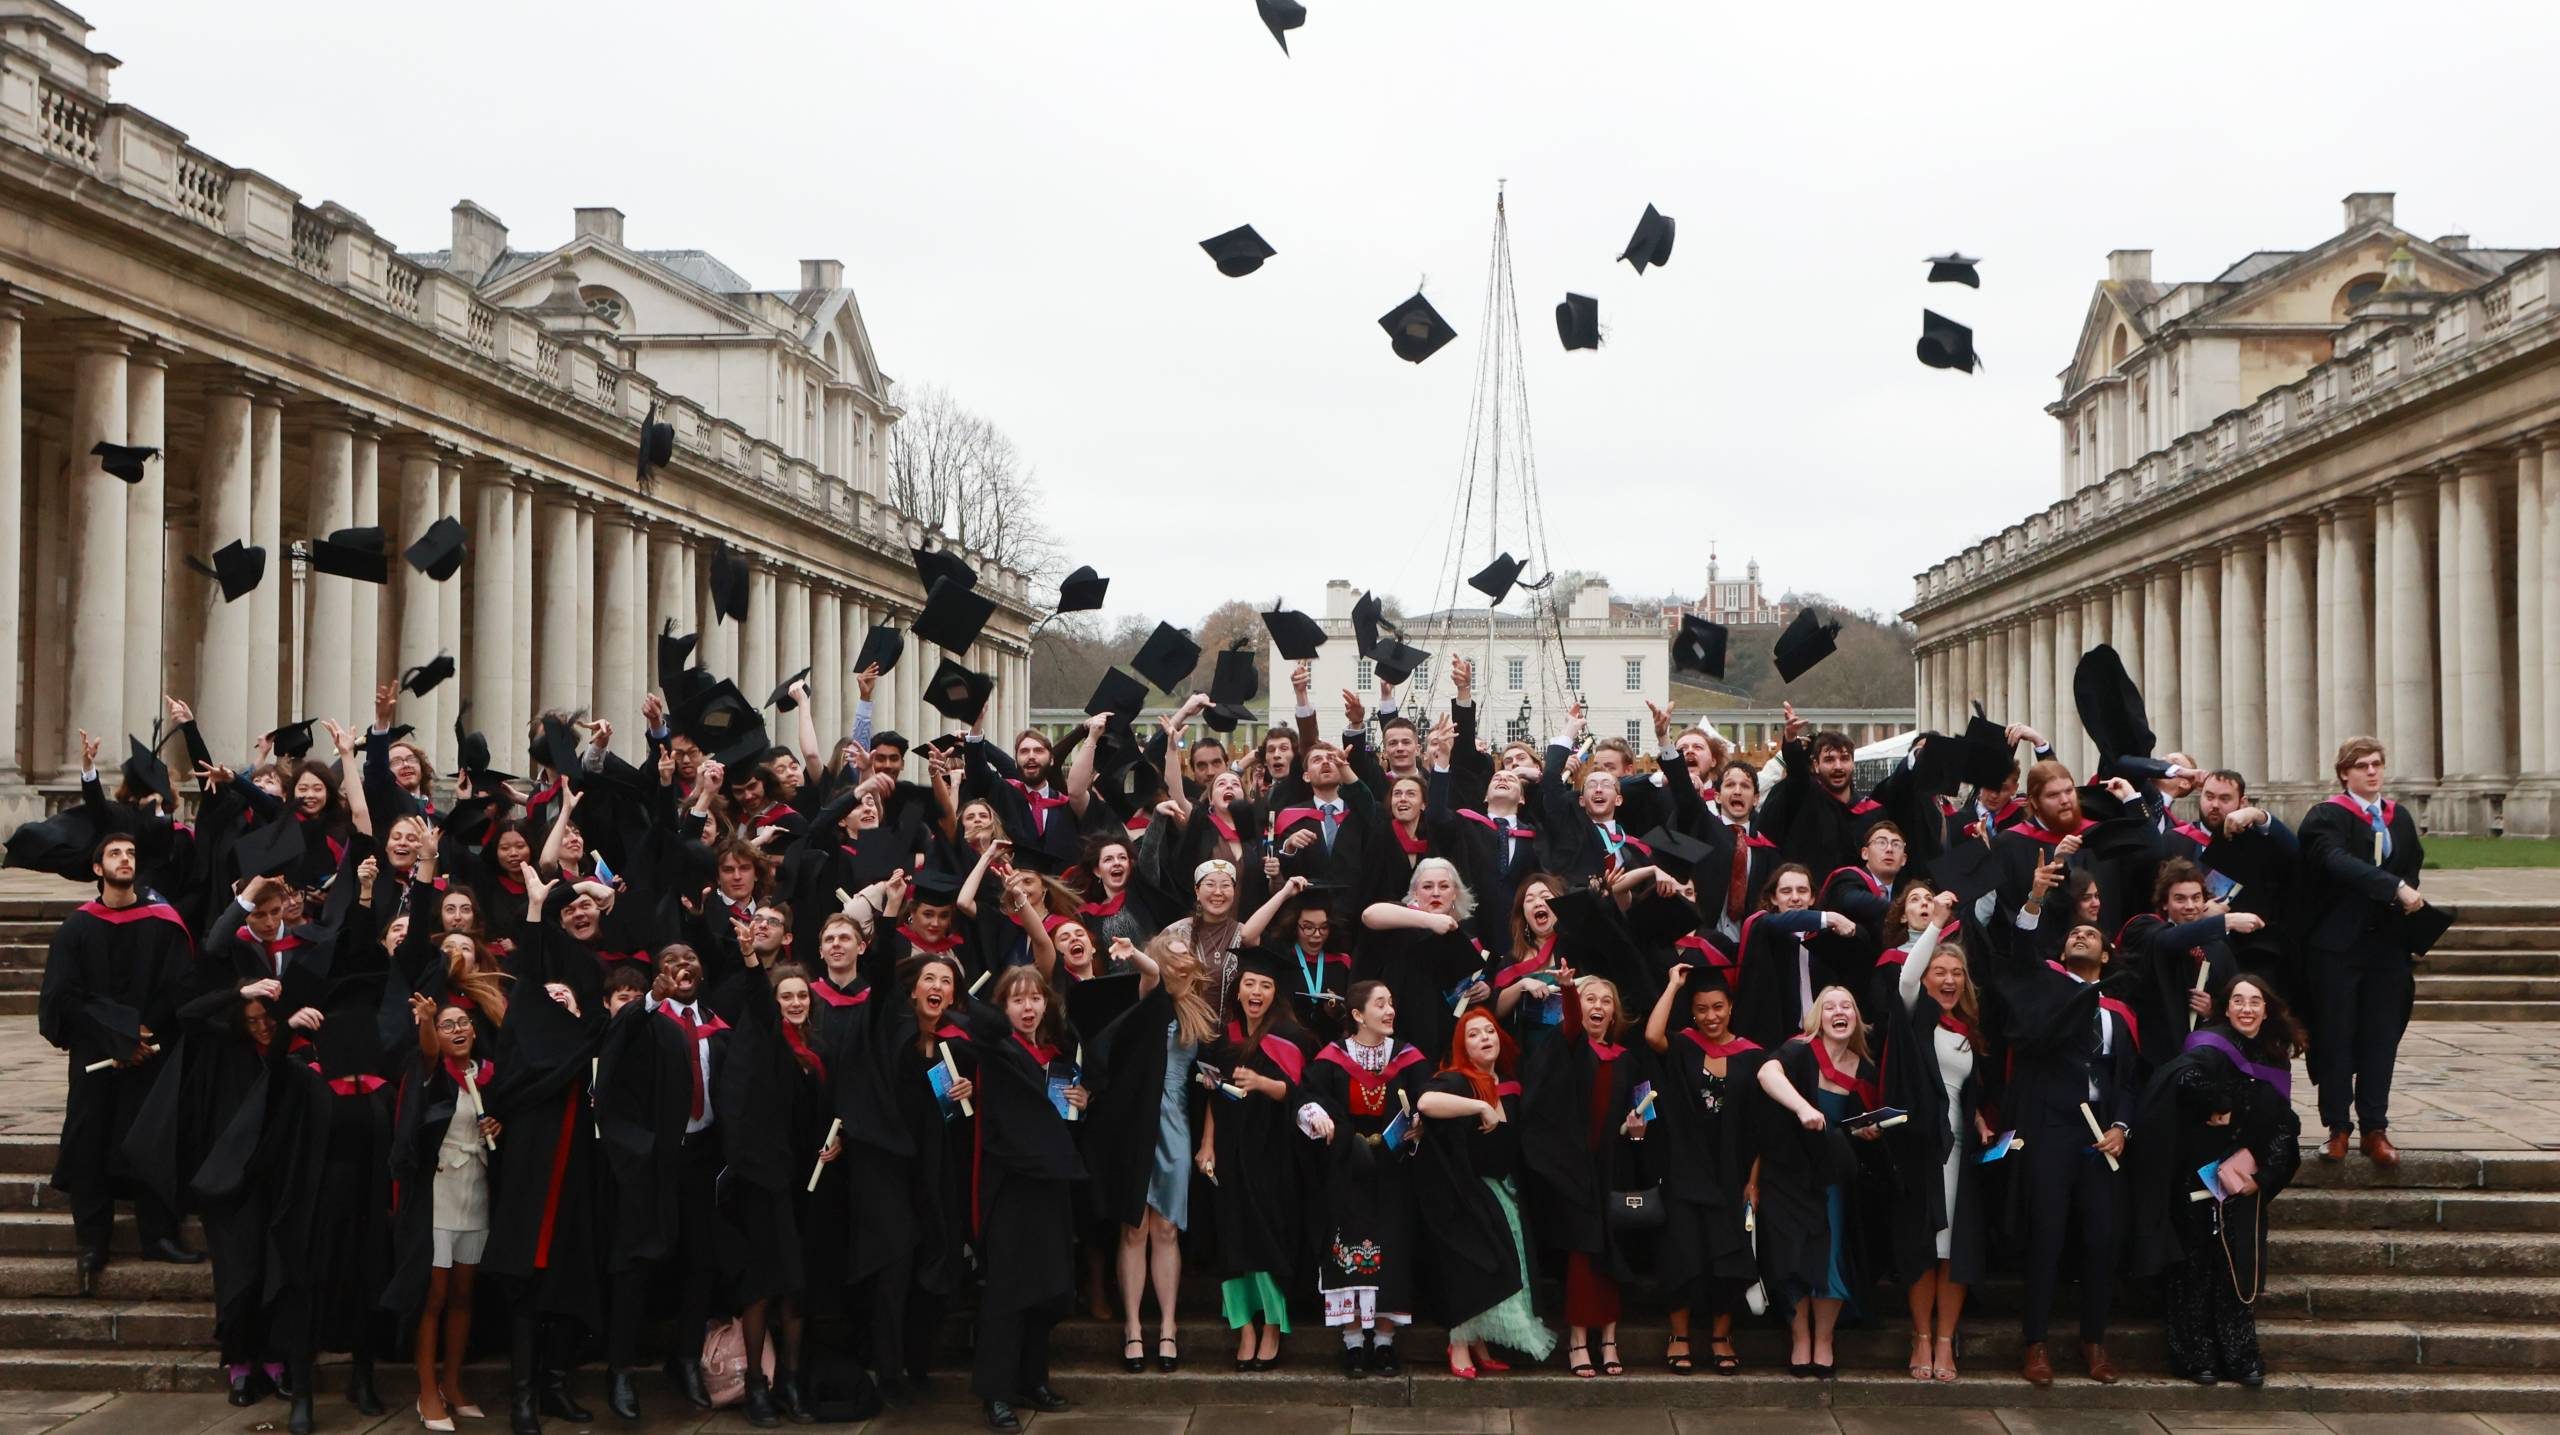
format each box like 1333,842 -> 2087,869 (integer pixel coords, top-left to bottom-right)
2424,835 -> 2560,869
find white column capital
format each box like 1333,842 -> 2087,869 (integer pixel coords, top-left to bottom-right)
52,316 -> 146,355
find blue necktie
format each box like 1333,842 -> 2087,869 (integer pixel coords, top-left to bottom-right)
2367,802 -> 2391,862
1321,803 -> 1341,853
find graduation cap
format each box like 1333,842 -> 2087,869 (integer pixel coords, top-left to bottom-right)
1085,667 -> 1147,730
2072,644 -> 2156,777
1209,644 -> 1258,709
1066,969 -> 1145,1041
1255,0 -> 1305,52
186,540 -> 266,603
1370,637 -> 1429,687
768,667 -> 813,713
123,734 -> 173,809
656,621 -> 700,691
1556,293 -> 1600,351
1671,613 -> 1728,680
923,657 -> 993,724
2405,902 -> 2458,957
2082,814 -> 2159,863
913,544 -> 978,595
1628,890 -> 1707,949
531,713 -> 581,777
710,546 -> 750,624
636,400 -> 676,482
1929,834 -> 2004,913
1772,607 -> 1841,684
1638,825 -> 1716,881
1130,622 -> 1202,694
1350,590 -> 1388,657
1926,253 -> 1982,288
855,622 -> 905,676
1469,552 -> 1530,604
307,525 -> 389,584
404,516 -> 468,581
1619,203 -> 1676,274
267,718 -> 319,762
1056,564 -> 1109,615
674,679 -> 759,754
909,858 -> 968,907
400,653 -> 455,699
1378,292 -> 1457,364
1200,225 -> 1276,277
912,576 -> 997,653
1262,605 -> 1327,661
234,816 -> 306,879
1918,309 -> 1979,373
1914,711 -> 2014,795
91,441 -> 157,484
453,702 -> 493,784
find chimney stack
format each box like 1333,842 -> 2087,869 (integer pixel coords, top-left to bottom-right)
2107,249 -> 2152,285
2435,233 -> 2470,251
2343,191 -> 2396,229
800,259 -> 844,290
449,200 -> 509,281
573,207 -> 625,246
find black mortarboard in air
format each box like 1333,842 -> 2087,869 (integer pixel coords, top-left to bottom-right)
768,667 -> 813,713
307,525 -> 389,584
267,718 -> 318,762
1638,825 -> 1717,881
233,816 -> 306,879
1206,645 -> 1259,731
1056,565 -> 1109,615
91,442 -> 157,484
912,576 -> 997,652
1918,310 -> 1979,373
1200,225 -> 1276,278
1619,204 -> 1676,274
855,623 -> 905,675
2073,644 -> 2156,778
187,540 -> 266,603
1671,613 -> 1728,680
1556,293 -> 1600,351
1130,622 -> 1202,694
674,678 -> 756,746
710,546 -> 750,624
531,713 -> 581,778
913,545 -> 978,595
1469,553 -> 1529,604
1916,708 -> 2016,796
1262,605 -> 1327,661
1370,637 -> 1429,687
400,653 -> 455,698
636,400 -> 676,482
123,734 -> 173,810
1255,0 -> 1305,53
1772,607 -> 1841,684
1085,668 -> 1147,730
453,703 -> 493,785
2083,814 -> 2160,864
1066,970 -> 1145,1042
1930,833 -> 2003,912
1350,591 -> 1387,657
1926,253 -> 1982,288
657,621 -> 699,690
404,516 -> 468,581
1378,292 -> 1457,364
922,658 -> 994,724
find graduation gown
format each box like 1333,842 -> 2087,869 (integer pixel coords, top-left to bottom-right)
383,1049 -> 490,1317
1879,985 -> 1987,1285
830,931 -> 968,1300
591,994 -> 687,1276
1302,1039 -> 1429,1310
2127,1027 -> 2303,1289
1409,1074 -> 1528,1328
1206,1017 -> 1313,1282
2118,913 -> 2240,1064
1754,1037 -> 1878,1319
1520,1031 -> 1637,1266
954,1000 -> 1084,1314
40,899 -> 195,1206
712,967 -> 831,1306
478,897 -> 604,1324
1730,909 -> 1826,1050
1085,986 -> 1204,1231
1353,924 -> 1486,1075
1645,1029 -> 1766,1309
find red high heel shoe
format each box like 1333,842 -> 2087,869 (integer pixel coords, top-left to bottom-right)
1446,1349 -> 1478,1381
1476,1352 -> 1511,1372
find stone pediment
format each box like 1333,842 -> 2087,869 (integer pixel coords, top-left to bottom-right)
482,238 -> 752,337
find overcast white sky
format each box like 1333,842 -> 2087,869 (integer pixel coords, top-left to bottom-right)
93,0 -> 2560,626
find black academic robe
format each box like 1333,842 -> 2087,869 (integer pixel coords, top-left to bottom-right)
954,998 -> 1083,1313
1815,865 -> 1894,1004
478,896 -> 604,1325
830,929 -> 968,1299
1268,788 -> 1384,920
2118,913 -> 2240,1066
1439,804 -> 1544,957
2200,819 -> 2300,997
1410,1074 -> 1528,1329
2295,793 -> 2425,959
1352,923 -> 1486,1070
1520,1031 -> 1638,1265
1879,984 -> 1987,1285
1086,986 -> 1207,1231
1731,909 -> 1826,1050
1758,739 -> 1889,878
591,994 -> 688,1275
1206,1018 -> 1314,1282
40,898 -> 195,1206
1644,1030 -> 1766,1310
1302,1040 -> 1430,1311
382,1048 -> 489,1318
1753,1037 -> 1877,1320
712,968 -> 829,1305
2127,1027 -> 2302,1287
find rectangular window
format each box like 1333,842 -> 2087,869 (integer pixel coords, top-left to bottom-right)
1624,656 -> 1643,691
1409,658 -> 1430,692
1356,658 -> 1374,691
1506,715 -> 1531,743
1564,657 -> 1583,691
1625,719 -> 1644,745
1505,656 -> 1525,691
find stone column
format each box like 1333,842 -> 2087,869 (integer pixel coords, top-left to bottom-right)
2220,539 -> 2267,781
780,571 -> 811,696
536,493 -> 581,711
648,522 -> 687,668
2436,468 -> 2466,777
2274,518 -> 2318,784
2516,444 -> 2545,778
574,504 -> 597,712
2079,591 -> 2108,770
64,328 -> 130,773
2455,454 -> 2511,779
2387,474 -> 2439,781
2110,581 -> 2141,693
2052,600 -> 2083,773
596,510 -> 640,736
437,461 -> 464,741
813,586 -> 843,749
196,385 -> 255,760
247,391 -> 283,741
2541,438 -> 2560,774
2027,608 -> 2054,745
741,564 -> 776,702
2314,511 -> 2338,731
304,412 -> 357,729
2141,569 -> 2178,755
470,469 -> 517,738
123,347 -> 167,738
0,295 -> 26,788
350,425 -> 382,707
2372,488 -> 2398,757
2005,618 -> 2028,726
2333,498 -> 2375,741
387,441 -> 444,733
2179,554 -> 2219,764
512,484 -> 536,725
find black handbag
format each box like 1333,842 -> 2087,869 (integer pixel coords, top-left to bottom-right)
1607,1183 -> 1665,1232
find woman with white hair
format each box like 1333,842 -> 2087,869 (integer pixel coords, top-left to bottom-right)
1359,857 -> 1493,1069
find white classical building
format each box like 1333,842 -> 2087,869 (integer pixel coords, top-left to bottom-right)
1905,192 -> 2560,835
0,1 -> 1033,829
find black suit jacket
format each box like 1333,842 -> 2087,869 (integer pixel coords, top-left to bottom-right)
2296,794 -> 2424,956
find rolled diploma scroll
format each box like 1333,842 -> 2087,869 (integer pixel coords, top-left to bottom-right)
1065,1043 -> 1084,1123
2080,1101 -> 2118,1171
463,1066 -> 497,1150
83,1045 -> 156,1073
2191,960 -> 2211,1034
807,1117 -> 843,1193
940,1040 -> 973,1116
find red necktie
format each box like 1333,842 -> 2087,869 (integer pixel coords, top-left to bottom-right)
1726,832 -> 1751,922
665,1003 -> 708,1121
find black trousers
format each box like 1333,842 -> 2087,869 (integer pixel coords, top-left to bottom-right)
607,1132 -> 723,1367
2310,954 -> 2412,1135
2018,1135 -> 2121,1345
70,1183 -> 177,1255
859,1259 -> 944,1383
970,1294 -> 1064,1404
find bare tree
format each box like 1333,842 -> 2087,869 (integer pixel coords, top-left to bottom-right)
889,383 -> 1063,590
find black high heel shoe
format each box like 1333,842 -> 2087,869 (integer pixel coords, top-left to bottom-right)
1123,1337 -> 1146,1373
1156,1335 -> 1181,1373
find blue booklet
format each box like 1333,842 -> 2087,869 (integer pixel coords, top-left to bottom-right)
1380,1108 -> 1416,1152
927,1062 -> 960,1113
1978,1130 -> 2021,1164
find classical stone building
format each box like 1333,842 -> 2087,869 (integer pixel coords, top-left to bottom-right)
1905,192 -> 2559,835
0,2 -> 1033,829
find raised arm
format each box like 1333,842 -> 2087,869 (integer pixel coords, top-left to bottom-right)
1242,874 -> 1309,947
1643,960 -> 1692,1054
955,837 -> 1008,917
1898,894 -> 1954,1006
1065,712 -> 1106,815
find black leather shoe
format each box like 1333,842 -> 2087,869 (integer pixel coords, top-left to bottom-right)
1370,1343 -> 1401,1377
140,1237 -> 205,1264
742,1381 -> 780,1428
772,1374 -> 812,1424
76,1246 -> 108,1279
228,1370 -> 262,1407
287,1390 -> 315,1435
508,1382 -> 541,1435
1019,1385 -> 1069,1412
1341,1343 -> 1368,1379
347,1354 -> 385,1414
984,1399 -> 1021,1432
2231,1365 -> 2266,1389
2175,1363 -> 2219,1386
607,1370 -> 640,1421
537,1371 -> 591,1423
669,1359 -> 712,1410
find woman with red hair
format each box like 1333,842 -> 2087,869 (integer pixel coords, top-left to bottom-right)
1413,1007 -> 1556,1378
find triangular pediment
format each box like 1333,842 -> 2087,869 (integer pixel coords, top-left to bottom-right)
482,237 -> 752,336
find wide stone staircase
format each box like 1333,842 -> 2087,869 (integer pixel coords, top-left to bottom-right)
0,891 -> 2556,1414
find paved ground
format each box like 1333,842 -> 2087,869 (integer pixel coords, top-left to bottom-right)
1,1392 -> 2559,1435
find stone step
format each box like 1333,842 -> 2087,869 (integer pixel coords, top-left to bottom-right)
0,1255 -> 212,1301
2423,948 -> 2560,976
2412,999 -> 2560,1021
0,1212 -> 204,1256
2273,1229 -> 2560,1275
2289,1149 -> 2560,1190
2433,923 -> 2560,950
2281,1187 -> 2560,1232
2415,974 -> 2560,1001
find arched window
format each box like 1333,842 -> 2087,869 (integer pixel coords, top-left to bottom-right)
2110,324 -> 2130,366
579,286 -> 628,330
2333,274 -> 2385,321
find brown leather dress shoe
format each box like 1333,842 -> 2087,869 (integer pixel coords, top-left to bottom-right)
2021,1342 -> 2053,1387
2321,1129 -> 2351,1162
2362,1129 -> 2400,1167
2085,1344 -> 2119,1384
